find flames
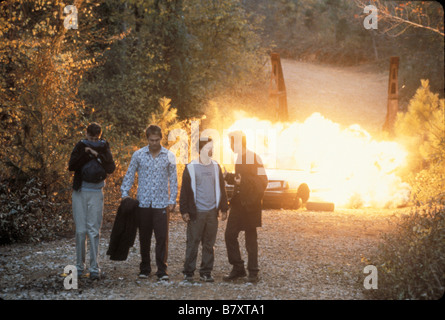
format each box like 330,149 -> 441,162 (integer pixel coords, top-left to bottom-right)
222,112 -> 411,209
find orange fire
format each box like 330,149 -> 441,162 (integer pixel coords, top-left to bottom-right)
222,112 -> 411,209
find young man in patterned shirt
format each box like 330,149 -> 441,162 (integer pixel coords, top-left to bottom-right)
121,125 -> 178,281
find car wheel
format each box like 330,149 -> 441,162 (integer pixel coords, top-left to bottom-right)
293,197 -> 303,209
296,183 -> 310,203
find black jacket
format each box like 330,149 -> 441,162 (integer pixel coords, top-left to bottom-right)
179,160 -> 229,221
68,139 -> 116,191
225,150 -> 268,229
106,197 -> 139,261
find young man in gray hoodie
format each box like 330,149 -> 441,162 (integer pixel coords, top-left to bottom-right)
179,138 -> 229,282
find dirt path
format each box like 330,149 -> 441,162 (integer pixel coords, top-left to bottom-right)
0,208 -> 405,300
282,59 -> 389,135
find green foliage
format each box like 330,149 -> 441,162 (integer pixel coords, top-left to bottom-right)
365,203 -> 445,299
247,0 -> 373,65
395,80 -> 445,204
183,0 -> 266,99
79,0 -> 266,135
79,0 -> 179,135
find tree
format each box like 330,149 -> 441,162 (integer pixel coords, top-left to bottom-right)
0,0 -> 107,191
183,0 -> 266,100
79,0 -> 266,134
395,80 -> 445,203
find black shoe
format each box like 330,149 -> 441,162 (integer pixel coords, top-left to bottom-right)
90,272 -> 101,281
223,268 -> 247,281
247,274 -> 259,283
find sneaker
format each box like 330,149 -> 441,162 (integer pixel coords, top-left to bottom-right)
223,268 -> 247,281
200,274 -> 214,283
183,274 -> 194,282
90,272 -> 100,281
157,274 -> 169,281
138,272 -> 150,279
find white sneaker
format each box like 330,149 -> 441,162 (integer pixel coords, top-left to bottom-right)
200,274 -> 214,282
184,274 -> 194,282
138,273 -> 150,279
158,274 -> 169,281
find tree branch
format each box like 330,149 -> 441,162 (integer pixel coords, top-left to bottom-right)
354,0 -> 444,37
379,10 -> 444,37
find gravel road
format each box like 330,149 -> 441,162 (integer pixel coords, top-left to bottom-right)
0,207 -> 403,301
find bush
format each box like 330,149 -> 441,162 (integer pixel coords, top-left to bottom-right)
0,178 -> 73,244
365,203 -> 445,299
395,80 -> 445,204
364,80 -> 445,300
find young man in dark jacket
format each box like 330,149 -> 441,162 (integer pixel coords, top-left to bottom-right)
68,122 -> 116,280
180,138 -> 229,282
223,131 -> 268,283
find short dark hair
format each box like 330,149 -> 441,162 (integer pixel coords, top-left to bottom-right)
228,130 -> 246,149
198,137 -> 213,152
145,124 -> 162,139
87,122 -> 102,137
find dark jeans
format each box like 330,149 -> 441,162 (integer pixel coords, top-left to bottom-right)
137,207 -> 169,276
224,215 -> 259,275
183,209 -> 218,276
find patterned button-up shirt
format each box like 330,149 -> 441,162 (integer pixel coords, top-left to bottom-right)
121,146 -> 178,208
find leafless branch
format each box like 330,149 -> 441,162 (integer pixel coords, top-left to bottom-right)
354,0 -> 444,37
380,9 -> 444,37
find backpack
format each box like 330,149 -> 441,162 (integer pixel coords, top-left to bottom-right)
81,157 -> 107,183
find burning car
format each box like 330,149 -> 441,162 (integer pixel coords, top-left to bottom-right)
222,112 -> 410,210
224,169 -> 311,210
224,168 -> 336,211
